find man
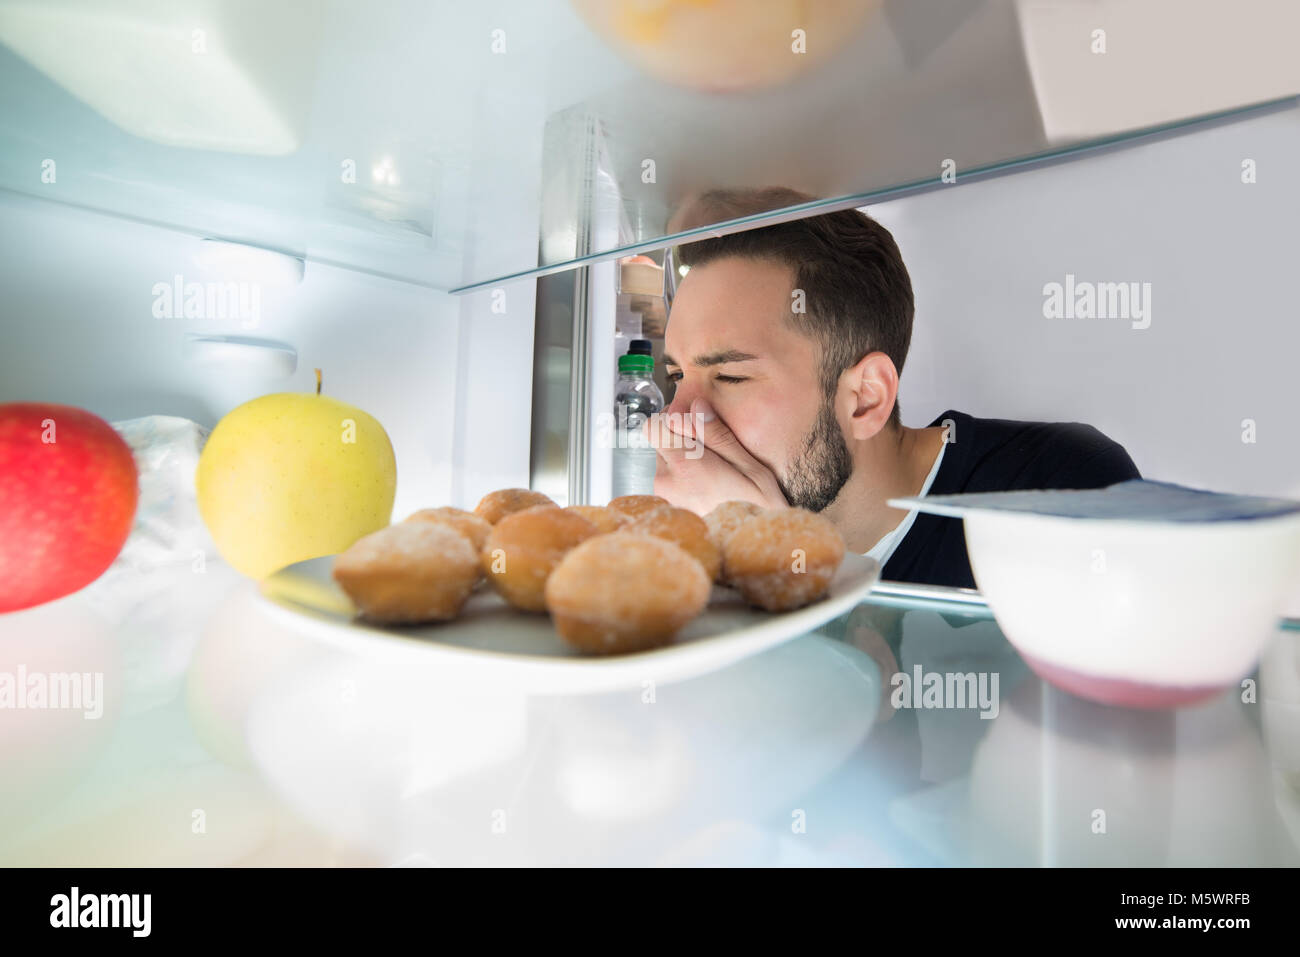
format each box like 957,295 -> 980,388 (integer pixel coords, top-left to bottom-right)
650,188 -> 1139,589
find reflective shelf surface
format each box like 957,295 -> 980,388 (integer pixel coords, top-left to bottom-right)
3,561 -> 1297,867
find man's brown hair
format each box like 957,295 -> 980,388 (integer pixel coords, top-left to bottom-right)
673,187 -> 915,430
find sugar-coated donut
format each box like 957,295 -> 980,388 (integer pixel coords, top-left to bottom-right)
404,506 -> 492,552
564,504 -> 631,534
607,494 -> 670,519
481,505 -> 599,612
333,522 -> 479,624
702,500 -> 765,583
626,505 -> 722,582
545,532 -> 711,654
474,487 -> 557,525
703,500 -> 764,550
722,508 -> 846,612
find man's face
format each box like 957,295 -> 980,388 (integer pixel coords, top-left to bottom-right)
661,256 -> 854,511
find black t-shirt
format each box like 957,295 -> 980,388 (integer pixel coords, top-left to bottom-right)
881,409 -> 1141,589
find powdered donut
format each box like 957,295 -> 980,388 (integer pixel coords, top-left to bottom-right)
545,532 -> 711,654
474,487 -> 557,525
333,522 -> 479,624
564,504 -> 632,534
404,506 -> 492,553
702,500 -> 765,582
481,505 -> 599,612
722,508 -> 846,612
607,494 -> 670,519
626,505 -> 722,582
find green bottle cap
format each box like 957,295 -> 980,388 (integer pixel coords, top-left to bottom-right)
618,354 -> 654,375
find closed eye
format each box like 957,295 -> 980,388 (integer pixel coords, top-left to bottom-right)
665,371 -> 747,384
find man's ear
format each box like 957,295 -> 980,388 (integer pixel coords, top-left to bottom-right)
842,351 -> 899,440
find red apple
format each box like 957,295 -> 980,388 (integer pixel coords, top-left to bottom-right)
0,403 -> 138,612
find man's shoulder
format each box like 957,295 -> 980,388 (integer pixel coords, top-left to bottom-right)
927,408 -> 1140,492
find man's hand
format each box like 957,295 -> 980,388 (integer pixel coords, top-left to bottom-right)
649,398 -> 789,515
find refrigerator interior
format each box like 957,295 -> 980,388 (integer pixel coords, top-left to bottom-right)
2,0 -> 1300,868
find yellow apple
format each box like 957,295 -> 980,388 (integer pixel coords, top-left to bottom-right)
196,372 -> 396,578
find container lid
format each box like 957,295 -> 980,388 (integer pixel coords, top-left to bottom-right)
618,353 -> 654,375
628,339 -> 654,356
889,478 -> 1300,523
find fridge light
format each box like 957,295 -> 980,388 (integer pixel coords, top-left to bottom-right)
193,239 -> 305,286
183,335 -> 298,378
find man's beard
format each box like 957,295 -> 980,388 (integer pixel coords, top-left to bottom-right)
776,396 -> 854,512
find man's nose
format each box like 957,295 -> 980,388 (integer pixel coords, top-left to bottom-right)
662,382 -> 696,418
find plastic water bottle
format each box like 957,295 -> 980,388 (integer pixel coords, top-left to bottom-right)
612,340 -> 664,498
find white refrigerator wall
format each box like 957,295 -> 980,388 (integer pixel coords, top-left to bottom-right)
0,191 -> 536,519
450,279 -> 540,509
871,103 -> 1300,499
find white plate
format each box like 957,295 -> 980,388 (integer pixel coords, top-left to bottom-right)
255,553 -> 880,694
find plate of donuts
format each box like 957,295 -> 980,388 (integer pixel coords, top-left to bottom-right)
257,491 -> 881,694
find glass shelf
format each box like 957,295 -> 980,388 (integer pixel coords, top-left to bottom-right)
1,0 -> 1296,294
4,563 -> 1297,865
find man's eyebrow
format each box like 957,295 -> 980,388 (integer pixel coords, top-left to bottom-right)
661,349 -> 761,368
